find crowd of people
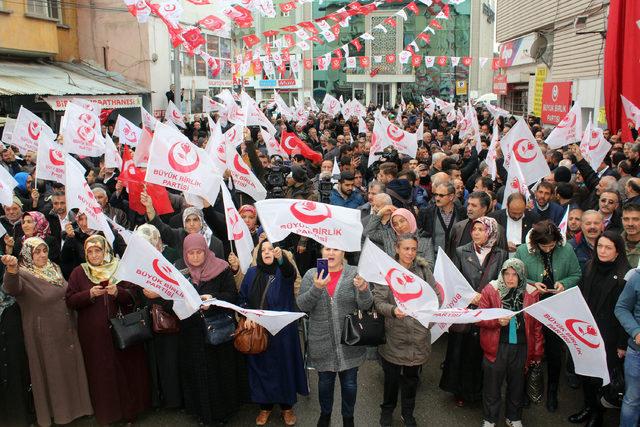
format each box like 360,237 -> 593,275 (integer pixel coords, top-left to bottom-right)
0,97 -> 639,427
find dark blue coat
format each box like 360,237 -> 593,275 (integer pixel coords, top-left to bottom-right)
533,201 -> 565,226
239,263 -> 308,405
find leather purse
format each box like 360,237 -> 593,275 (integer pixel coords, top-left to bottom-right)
341,309 -> 386,346
202,312 -> 236,346
150,304 -> 180,334
109,288 -> 153,350
234,317 -> 269,354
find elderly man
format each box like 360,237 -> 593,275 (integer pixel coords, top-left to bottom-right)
92,185 -> 131,230
569,210 -> 604,271
598,190 -> 622,234
0,196 -> 23,253
489,192 -> 539,256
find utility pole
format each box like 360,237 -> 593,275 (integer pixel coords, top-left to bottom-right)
173,45 -> 182,112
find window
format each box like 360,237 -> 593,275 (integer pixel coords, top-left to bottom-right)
220,38 -> 231,59
26,0 -> 62,21
206,35 -> 219,57
181,50 -> 195,76
195,56 -> 207,76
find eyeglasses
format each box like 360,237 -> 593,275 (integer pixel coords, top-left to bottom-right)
599,199 -> 618,205
434,193 -> 453,198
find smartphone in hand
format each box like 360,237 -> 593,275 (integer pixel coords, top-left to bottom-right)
317,258 -> 329,280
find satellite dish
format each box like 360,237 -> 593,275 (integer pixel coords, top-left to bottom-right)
530,35 -> 548,60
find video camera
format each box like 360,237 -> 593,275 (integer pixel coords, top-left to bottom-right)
264,155 -> 290,198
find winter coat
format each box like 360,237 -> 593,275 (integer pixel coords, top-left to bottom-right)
297,264 -> 373,372
615,270 -> 640,352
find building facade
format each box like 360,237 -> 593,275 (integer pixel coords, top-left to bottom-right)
495,0 -> 607,125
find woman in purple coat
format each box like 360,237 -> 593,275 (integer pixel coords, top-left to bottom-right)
239,241 -> 308,426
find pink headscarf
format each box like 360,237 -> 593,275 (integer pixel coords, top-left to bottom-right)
390,208 -> 417,234
182,234 -> 229,284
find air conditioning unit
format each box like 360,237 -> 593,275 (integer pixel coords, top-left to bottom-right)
574,15 -> 589,33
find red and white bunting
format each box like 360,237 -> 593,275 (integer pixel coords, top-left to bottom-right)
256,199 -> 363,252
12,106 -> 55,154
114,234 -> 202,319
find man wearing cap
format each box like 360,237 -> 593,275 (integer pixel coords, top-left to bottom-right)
0,196 -> 23,254
285,165 -> 318,201
330,171 -> 365,209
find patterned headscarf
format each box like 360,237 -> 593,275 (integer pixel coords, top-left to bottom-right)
182,207 -> 212,245
19,237 -> 64,286
135,223 -> 163,251
472,216 -> 499,251
81,235 -> 120,284
22,211 -> 51,241
491,258 -> 527,312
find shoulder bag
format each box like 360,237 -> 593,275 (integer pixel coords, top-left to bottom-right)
150,303 -> 180,334
341,309 -> 386,346
109,288 -> 153,350
234,276 -> 272,355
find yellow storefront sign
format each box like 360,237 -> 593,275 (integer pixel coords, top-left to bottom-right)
533,67 -> 547,117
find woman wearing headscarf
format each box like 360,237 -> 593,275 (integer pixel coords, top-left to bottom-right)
12,172 -> 31,208
373,233 -> 442,427
477,258 -> 543,427
515,220 -> 581,412
297,246 -> 373,427
238,240 -> 308,426
59,212 -> 127,279
141,190 -> 226,259
177,233 -> 245,425
135,224 -> 182,409
2,237 -> 93,426
239,204 -> 263,245
8,211 -> 60,263
569,231 -> 630,426
440,216 -> 509,407
365,206 -> 435,268
66,235 -> 151,425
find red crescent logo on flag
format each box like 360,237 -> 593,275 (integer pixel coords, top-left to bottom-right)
135,0 -> 147,11
152,259 -> 179,286
233,154 -> 249,175
77,126 -> 96,145
434,280 -> 446,303
557,112 -> 576,129
289,201 -> 332,224
162,3 -> 176,12
565,319 -> 600,349
226,208 -> 244,239
283,135 -> 297,150
27,121 -> 41,140
588,131 -> 600,151
385,268 -> 423,303
122,124 -> 138,143
216,143 -> 226,163
168,141 -> 200,173
172,109 -> 182,120
78,112 -> 97,129
49,149 -> 64,166
386,124 -> 404,143
513,138 -> 537,163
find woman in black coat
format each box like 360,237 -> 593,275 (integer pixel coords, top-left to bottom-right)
440,216 -> 509,407
570,231 -> 631,427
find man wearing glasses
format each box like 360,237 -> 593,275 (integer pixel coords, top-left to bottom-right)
417,182 -> 466,259
598,190 -> 623,234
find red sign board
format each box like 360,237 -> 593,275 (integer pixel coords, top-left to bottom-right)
541,81 -> 573,125
493,74 -> 507,95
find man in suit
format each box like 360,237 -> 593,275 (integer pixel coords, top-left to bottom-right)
489,192 -> 540,256
446,191 -> 507,258
417,181 -> 466,256
532,181 -> 565,225
598,190 -> 623,234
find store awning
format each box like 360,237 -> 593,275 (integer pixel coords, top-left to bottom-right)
0,60 -> 149,97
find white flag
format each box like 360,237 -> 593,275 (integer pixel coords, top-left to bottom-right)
104,134 -> 122,170
218,89 -> 246,126
420,307 -> 517,324
358,116 -> 367,134
501,118 -> 550,185
165,100 -> 186,128
114,235 -> 202,319
546,101 -> 583,149
204,117 -> 227,173
369,111 -> 418,166
64,154 -> 114,245
145,122 -> 222,200
225,136 -> 267,201
105,216 -> 132,244
484,102 -> 510,119
322,94 -> 342,117
62,102 -> 106,157
358,239 -> 439,328
12,106 -> 55,155
460,105 -> 481,152
35,137 -> 65,184
273,92 -> 295,121
0,165 -> 18,206
219,182 -> 253,273
114,115 -> 142,147
503,158 -> 531,206
241,92 -> 277,135
486,122 -> 500,180
256,199 -> 363,252
1,117 -> 16,146
140,106 -> 158,131
260,128 -> 289,160
621,95 -> 640,129
416,120 -> 424,142
524,287 -> 610,385
201,298 -> 305,335
431,247 -> 478,343
559,206 -> 569,237
580,115 -> 612,171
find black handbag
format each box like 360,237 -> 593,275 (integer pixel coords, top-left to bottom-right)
341,309 -> 386,346
109,294 -> 153,350
202,312 -> 236,346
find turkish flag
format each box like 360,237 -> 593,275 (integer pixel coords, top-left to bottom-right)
411,55 -> 422,67
303,58 -> 313,70
351,39 -> 362,52
242,34 -> 260,48
462,56 -> 472,66
181,27 -> 206,51
604,0 -> 640,141
385,54 -> 396,64
430,19 -> 443,30
437,56 -> 447,66
358,56 -> 370,68
280,131 -> 322,163
284,34 -> 295,47
99,109 -> 114,125
331,57 -> 342,70
252,59 -> 263,74
262,29 -> 279,38
298,21 -> 318,34
281,25 -> 297,32
198,15 -> 225,31
383,16 -> 397,27
417,33 -> 431,44
120,146 -> 173,216
406,1 -> 419,14
492,58 -> 500,70
279,1 -> 295,13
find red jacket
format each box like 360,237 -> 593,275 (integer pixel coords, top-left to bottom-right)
477,283 -> 544,365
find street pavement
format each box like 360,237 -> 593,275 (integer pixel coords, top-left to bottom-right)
73,336 -> 619,426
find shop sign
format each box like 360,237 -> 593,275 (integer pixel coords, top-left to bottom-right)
541,81 -> 572,125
